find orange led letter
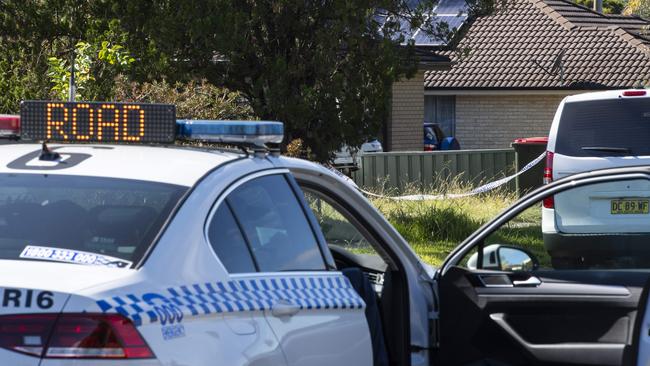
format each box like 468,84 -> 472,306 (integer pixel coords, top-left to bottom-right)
122,105 -> 145,142
72,103 -> 94,140
46,103 -> 69,140
97,104 -> 120,141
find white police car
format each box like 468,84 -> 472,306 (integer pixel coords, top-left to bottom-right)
1,100 -> 650,366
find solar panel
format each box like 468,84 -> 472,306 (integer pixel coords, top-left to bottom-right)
413,14 -> 468,46
435,0 -> 469,15
379,0 -> 468,46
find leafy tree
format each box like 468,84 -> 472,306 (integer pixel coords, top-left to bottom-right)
0,0 -> 135,111
47,40 -> 134,100
109,0 -> 442,161
573,0 -> 625,14
112,77 -> 254,120
1,0 -> 452,160
624,0 -> 650,17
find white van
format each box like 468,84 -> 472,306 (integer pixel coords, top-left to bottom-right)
543,89 -> 650,268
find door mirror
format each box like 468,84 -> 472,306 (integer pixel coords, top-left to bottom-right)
467,244 -> 539,271
497,246 -> 538,271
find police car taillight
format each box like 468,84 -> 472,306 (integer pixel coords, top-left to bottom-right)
0,313 -> 154,359
0,114 -> 20,137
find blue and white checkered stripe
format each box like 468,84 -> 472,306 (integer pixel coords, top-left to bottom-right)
96,275 -> 365,327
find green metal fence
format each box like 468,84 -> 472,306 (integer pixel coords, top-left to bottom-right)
351,149 -> 516,192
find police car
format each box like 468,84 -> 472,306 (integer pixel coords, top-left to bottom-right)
1,100 -> 650,366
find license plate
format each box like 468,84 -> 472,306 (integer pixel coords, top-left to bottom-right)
611,199 -> 650,214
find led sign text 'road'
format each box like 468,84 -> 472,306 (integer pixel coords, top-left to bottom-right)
46,103 -> 144,141
20,101 -> 176,143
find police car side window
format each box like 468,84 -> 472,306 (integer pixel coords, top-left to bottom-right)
207,202 -> 257,273
225,174 -> 326,272
302,190 -> 376,255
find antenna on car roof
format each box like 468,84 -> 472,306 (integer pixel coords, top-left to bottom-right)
39,141 -> 61,161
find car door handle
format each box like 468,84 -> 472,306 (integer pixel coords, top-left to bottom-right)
271,299 -> 301,318
512,276 -> 542,287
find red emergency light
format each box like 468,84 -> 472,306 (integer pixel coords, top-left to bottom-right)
622,90 -> 647,97
0,114 -> 20,137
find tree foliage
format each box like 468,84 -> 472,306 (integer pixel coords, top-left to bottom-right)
573,0 -> 625,14
47,40 -> 134,100
624,0 -> 650,17
2,0 -> 445,161
112,77 -> 254,120
108,0 -> 439,160
0,0 -> 134,111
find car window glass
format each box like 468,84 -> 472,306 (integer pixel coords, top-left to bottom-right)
207,202 -> 256,273
459,178 -> 650,271
0,174 -> 185,265
556,99 -> 650,157
460,204 -> 549,270
303,190 -> 375,254
227,174 -> 326,272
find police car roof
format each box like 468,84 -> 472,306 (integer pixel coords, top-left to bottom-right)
0,143 -> 240,187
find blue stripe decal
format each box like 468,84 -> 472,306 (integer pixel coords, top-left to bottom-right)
96,275 -> 365,326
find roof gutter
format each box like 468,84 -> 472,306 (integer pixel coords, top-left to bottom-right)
424,89 -> 594,96
417,60 -> 452,71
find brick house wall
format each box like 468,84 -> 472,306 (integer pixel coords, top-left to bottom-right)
454,94 -> 566,149
386,71 -> 425,151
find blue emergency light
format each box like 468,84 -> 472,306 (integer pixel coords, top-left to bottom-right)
176,120 -> 284,148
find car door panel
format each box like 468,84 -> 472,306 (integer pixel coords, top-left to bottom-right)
439,266 -> 648,366
232,272 -> 372,366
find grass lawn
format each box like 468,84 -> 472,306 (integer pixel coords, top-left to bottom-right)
306,186 -> 545,268
369,190 -> 545,267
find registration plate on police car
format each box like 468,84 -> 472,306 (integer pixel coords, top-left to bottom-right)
611,199 -> 650,214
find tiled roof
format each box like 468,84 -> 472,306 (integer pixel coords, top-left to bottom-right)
424,0 -> 650,89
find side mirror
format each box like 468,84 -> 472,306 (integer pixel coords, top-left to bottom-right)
467,244 -> 539,271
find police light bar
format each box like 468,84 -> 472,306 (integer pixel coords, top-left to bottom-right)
0,115 -> 20,138
176,120 -> 284,148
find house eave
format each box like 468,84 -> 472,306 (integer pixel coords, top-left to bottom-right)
424,86 -> 635,95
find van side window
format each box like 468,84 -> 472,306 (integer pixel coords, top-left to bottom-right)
226,174 -> 326,272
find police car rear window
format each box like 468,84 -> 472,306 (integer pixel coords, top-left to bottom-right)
556,98 -> 650,157
0,174 -> 186,267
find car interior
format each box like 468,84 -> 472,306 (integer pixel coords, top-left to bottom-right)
435,179 -> 650,366
301,187 -> 411,366
0,199 -> 163,263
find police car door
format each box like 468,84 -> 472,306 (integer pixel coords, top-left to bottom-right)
206,171 -> 372,366
286,162 -> 438,366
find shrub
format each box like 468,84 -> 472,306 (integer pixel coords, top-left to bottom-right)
113,76 -> 255,120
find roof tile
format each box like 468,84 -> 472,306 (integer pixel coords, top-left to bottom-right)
425,0 -> 650,89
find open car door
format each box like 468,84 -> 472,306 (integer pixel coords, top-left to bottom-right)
436,168 -> 650,366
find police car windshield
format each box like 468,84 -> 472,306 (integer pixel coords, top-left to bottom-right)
0,174 -> 186,267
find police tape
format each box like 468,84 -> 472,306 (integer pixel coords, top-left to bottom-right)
327,151 -> 546,201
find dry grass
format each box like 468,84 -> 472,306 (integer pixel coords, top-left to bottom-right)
366,182 -> 542,266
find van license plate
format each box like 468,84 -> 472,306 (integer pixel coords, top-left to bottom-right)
611,199 -> 650,214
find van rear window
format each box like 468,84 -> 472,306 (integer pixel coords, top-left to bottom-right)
556,98 -> 650,157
